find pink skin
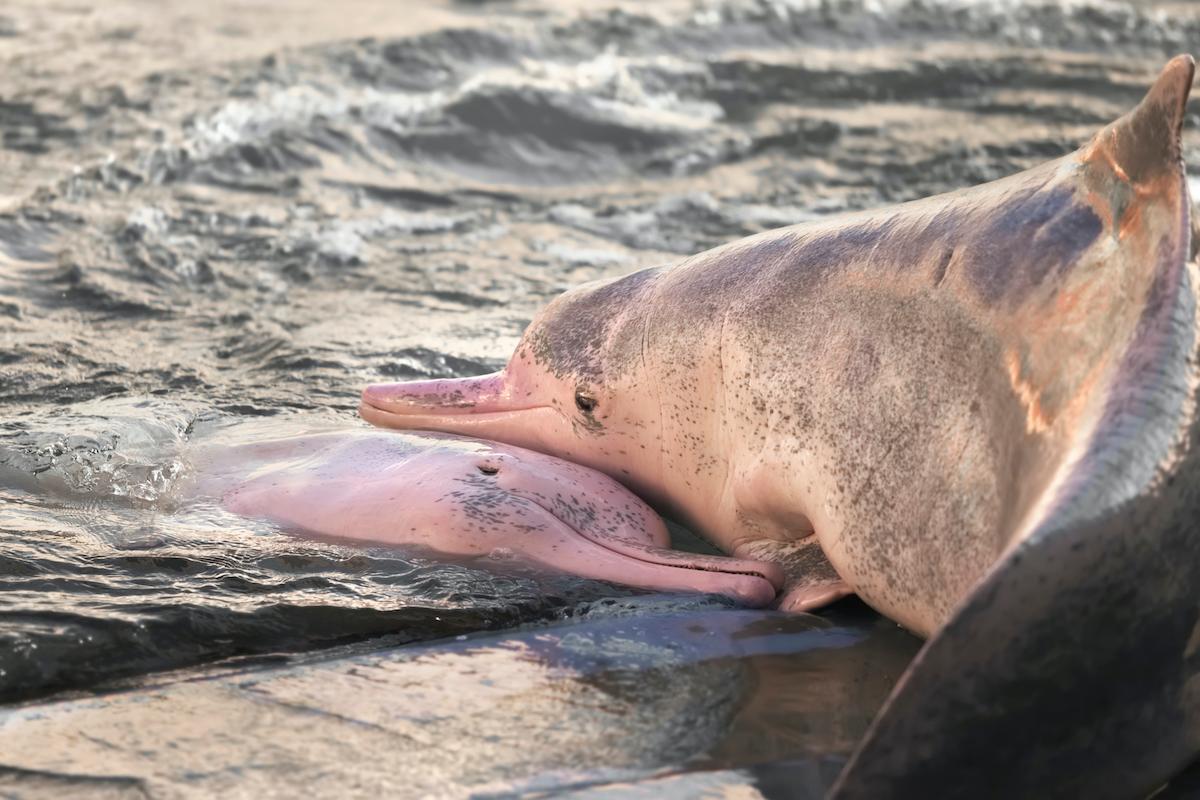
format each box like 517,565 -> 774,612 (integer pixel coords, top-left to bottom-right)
357,279 -> 853,615
358,374 -> 844,614
359,59 -> 1196,638
188,429 -> 782,606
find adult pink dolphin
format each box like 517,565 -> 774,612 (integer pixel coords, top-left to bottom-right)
360,57 -> 1195,634
360,57 -> 1200,799
188,429 -> 780,606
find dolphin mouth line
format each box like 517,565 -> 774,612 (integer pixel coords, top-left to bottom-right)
518,493 -> 781,588
358,399 -> 551,425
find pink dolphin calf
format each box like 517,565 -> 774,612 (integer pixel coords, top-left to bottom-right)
188,429 -> 781,605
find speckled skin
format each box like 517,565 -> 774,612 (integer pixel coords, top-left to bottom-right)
188,430 -> 781,605
363,55 -> 1194,642
367,61 -> 1200,800
362,56 -> 1199,795
831,59 -> 1200,800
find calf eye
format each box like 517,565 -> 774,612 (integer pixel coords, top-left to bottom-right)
478,465 -> 500,476
574,390 -> 598,414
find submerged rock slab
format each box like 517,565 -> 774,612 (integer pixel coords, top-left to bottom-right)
0,603 -> 916,798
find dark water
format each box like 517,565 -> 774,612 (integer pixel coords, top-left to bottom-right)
0,0 -> 1198,789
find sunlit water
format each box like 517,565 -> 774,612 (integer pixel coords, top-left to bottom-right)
1,0 -> 1198,791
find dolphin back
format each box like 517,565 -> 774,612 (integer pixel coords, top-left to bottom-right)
831,55 -> 1199,799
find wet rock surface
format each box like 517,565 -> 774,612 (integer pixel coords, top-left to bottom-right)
0,0 -> 1197,794
0,601 -> 917,798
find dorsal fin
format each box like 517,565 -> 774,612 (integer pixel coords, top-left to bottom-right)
1092,54 -> 1194,184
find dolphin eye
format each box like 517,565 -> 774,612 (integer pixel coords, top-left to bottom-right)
478,464 -> 500,476
574,390 -> 598,414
